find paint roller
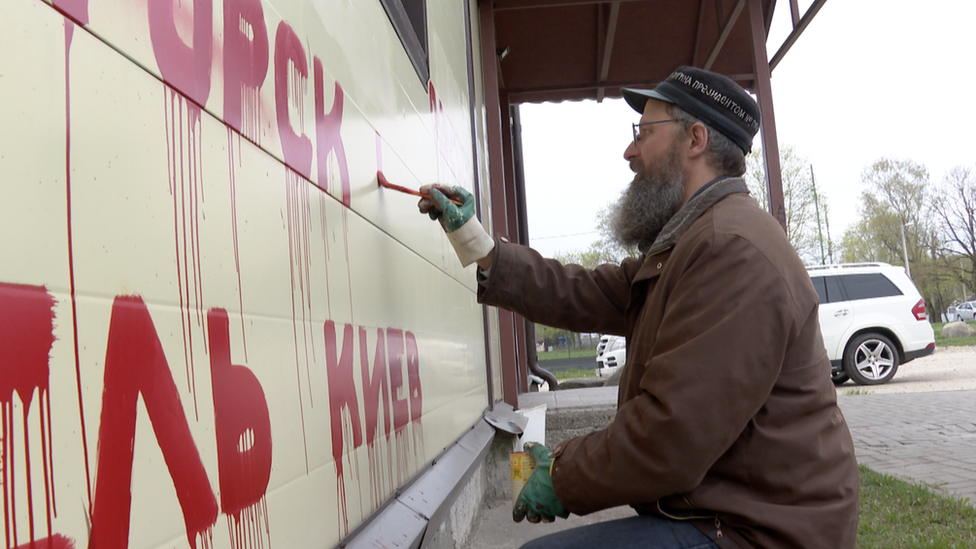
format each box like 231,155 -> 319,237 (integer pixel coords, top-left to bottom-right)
376,171 -> 463,206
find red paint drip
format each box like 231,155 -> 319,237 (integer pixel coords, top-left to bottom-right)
63,18 -> 93,515
0,283 -> 58,547
227,129 -> 249,361
317,194 -> 332,319
284,170 -> 311,472
225,498 -> 270,549
166,87 -> 207,420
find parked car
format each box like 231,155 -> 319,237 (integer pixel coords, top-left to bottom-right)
596,335 -> 626,377
955,301 -> 976,321
808,263 -> 935,386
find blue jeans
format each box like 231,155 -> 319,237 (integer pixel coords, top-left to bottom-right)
518,515 -> 719,549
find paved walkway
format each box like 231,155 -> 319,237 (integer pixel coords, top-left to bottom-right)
837,389 -> 976,504
467,388 -> 976,548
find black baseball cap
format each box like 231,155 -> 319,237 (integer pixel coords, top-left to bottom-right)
622,67 -> 761,153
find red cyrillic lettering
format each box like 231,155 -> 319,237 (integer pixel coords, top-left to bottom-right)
326,321 -> 362,460
208,309 -> 272,516
386,329 -> 408,433
223,0 -> 268,135
274,22 -> 312,179
89,296 -> 217,548
149,0 -> 213,106
313,59 -> 351,206
405,331 -> 422,424
359,327 -> 390,444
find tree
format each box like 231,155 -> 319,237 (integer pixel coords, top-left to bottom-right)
839,158 -> 930,266
839,157 -> 954,320
744,146 -> 833,264
930,165 -> 976,296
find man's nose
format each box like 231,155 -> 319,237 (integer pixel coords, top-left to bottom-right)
624,140 -> 639,162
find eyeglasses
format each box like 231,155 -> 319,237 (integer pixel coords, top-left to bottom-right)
632,119 -> 678,146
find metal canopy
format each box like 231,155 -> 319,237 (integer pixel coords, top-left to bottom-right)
493,0 -> 779,104
478,0 -> 827,407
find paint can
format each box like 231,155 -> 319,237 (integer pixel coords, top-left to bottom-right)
510,451 -> 536,504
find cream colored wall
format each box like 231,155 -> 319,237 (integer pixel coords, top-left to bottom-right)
0,0 -> 491,546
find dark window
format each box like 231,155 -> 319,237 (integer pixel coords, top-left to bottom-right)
812,275 -> 849,304
824,276 -> 846,303
379,0 -> 429,84
838,273 -> 902,301
811,277 -> 827,304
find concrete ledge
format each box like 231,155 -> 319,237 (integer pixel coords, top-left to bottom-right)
338,419 -> 495,549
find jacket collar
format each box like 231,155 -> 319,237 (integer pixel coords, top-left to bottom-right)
644,176 -> 749,257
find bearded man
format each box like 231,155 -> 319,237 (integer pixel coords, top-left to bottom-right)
418,66 -> 859,549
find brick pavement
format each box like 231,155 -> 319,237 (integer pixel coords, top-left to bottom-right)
837,389 -> 976,506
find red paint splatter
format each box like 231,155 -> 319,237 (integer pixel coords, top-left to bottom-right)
88,296 -> 218,548
208,309 -> 272,549
149,0 -> 213,107
0,284 -> 57,548
223,0 -> 268,143
274,22 -> 312,180
165,87 -> 207,419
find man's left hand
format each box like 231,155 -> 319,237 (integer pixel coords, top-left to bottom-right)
513,442 -> 569,524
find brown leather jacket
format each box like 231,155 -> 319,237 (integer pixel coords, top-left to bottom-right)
478,177 -> 859,548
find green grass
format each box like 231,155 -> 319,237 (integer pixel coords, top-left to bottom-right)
932,321 -> 976,347
844,388 -> 870,396
537,348 -> 597,361
858,465 -> 976,548
552,368 -> 597,380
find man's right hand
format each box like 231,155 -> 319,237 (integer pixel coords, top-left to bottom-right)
417,184 -> 494,268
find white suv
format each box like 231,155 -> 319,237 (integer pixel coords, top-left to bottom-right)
808,263 -> 935,386
596,335 -> 626,377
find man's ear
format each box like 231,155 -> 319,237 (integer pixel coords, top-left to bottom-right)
687,122 -> 709,159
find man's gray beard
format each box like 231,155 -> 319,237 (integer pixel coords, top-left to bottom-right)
610,142 -> 687,253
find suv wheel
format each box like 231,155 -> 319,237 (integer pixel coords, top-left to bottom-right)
843,333 -> 899,385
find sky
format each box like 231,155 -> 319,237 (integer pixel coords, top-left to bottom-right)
519,0 -> 976,259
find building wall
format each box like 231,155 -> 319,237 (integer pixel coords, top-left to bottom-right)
0,0 -> 492,546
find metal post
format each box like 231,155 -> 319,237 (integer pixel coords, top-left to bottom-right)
479,0 -> 520,408
747,0 -> 786,232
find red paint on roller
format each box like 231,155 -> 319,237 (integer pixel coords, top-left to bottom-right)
377,171 -> 462,205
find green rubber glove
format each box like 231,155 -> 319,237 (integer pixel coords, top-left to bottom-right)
417,184 -> 475,232
417,184 -> 494,268
513,442 -> 569,524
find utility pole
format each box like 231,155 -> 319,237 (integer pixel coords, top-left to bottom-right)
811,165 -> 826,265
900,221 -> 911,279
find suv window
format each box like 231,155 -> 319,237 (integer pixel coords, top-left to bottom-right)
840,273 -> 902,300
811,275 -> 847,304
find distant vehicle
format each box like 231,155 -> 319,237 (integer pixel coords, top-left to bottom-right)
596,335 -> 626,377
808,263 -> 935,386
955,301 -> 976,321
